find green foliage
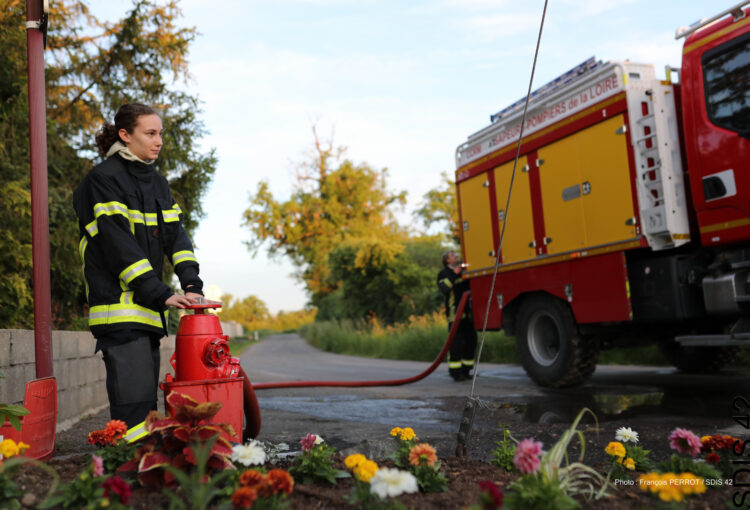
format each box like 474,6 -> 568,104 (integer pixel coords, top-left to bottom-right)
505,472 -> 580,510
0,0 -> 216,329
163,437 -> 236,510
506,409 -> 611,509
39,460 -> 129,510
414,171 -> 460,246
490,428 -> 517,472
300,314 -> 513,362
316,235 -> 444,324
625,444 -> 653,472
289,442 -> 348,485
96,441 -> 137,474
243,126 -> 407,304
657,454 -> 722,481
0,457 -> 25,510
411,462 -> 448,493
218,293 -> 270,329
0,404 -> 29,432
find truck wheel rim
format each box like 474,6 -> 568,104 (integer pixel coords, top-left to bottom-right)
528,311 -> 560,367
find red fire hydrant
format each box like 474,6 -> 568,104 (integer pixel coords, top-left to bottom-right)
161,300 -> 260,442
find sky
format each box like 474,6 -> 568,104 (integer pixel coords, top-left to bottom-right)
89,0 -> 717,313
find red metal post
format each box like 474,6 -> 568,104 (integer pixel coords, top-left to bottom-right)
26,0 -> 53,378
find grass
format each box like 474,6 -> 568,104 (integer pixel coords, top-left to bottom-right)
299,312 -> 519,363
298,314 -> 691,366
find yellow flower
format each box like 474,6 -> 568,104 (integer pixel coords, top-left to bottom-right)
390,427 -> 402,437
353,459 -> 378,482
605,441 -> 626,458
399,427 -> 416,441
623,457 -> 635,470
17,442 -> 30,454
637,472 -> 661,493
658,485 -> 683,503
345,453 -> 367,469
700,435 -> 711,444
0,439 -> 20,459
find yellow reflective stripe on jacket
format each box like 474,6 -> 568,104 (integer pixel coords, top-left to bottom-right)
125,421 -> 148,443
87,201 -> 180,235
88,303 -> 163,329
440,278 -> 453,289
85,218 -> 99,237
119,259 -> 153,285
94,201 -> 129,219
162,206 -> 180,223
172,250 -> 197,266
78,236 -> 89,299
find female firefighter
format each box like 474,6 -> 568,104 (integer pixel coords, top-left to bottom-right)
74,103 -> 203,428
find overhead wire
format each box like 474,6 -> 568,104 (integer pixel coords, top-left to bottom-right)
455,0 -> 550,456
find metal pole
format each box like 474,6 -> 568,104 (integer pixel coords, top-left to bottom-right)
26,0 -> 53,378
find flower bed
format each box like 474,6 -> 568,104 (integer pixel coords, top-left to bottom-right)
2,397 -> 739,509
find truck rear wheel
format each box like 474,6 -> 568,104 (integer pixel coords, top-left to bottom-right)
658,342 -> 737,373
516,295 -> 598,388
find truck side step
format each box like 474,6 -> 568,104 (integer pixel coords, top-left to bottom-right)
675,334 -> 750,347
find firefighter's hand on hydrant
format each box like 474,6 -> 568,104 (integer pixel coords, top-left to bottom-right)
166,293 -> 196,309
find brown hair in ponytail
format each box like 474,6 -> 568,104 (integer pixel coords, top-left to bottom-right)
94,103 -> 159,157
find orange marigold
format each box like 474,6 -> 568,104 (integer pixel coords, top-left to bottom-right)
409,443 -> 438,467
267,468 -> 294,495
239,469 -> 266,488
231,486 -> 257,509
105,420 -> 127,441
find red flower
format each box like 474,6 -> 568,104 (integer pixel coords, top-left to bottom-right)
231,487 -> 257,509
102,476 -> 131,504
706,452 -> 721,464
267,468 -> 294,495
478,479 -> 504,509
239,469 -> 265,488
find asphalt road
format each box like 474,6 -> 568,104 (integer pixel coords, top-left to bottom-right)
239,334 -> 750,457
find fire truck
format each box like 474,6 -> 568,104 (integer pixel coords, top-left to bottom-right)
454,4 -> 750,387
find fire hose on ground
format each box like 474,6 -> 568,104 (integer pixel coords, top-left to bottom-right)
161,294 -> 468,444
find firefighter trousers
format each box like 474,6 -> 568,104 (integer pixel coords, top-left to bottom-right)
448,318 -> 477,379
99,334 -> 160,428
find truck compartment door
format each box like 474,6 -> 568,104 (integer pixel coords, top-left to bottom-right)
493,159 -> 536,263
458,172 -> 496,270
578,114 -> 637,246
537,133 -> 587,254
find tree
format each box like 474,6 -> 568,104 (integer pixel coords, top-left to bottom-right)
316,235 -> 444,324
243,126 -> 407,305
218,294 -> 270,330
0,0 -> 216,328
414,171 -> 461,246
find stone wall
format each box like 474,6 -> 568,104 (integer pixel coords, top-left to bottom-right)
0,329 -> 175,432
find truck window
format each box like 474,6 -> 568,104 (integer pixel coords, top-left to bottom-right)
703,34 -> 750,134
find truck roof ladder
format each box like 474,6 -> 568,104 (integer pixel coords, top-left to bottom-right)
675,2 -> 749,39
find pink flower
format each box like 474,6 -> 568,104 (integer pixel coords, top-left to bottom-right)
669,428 -> 702,457
513,438 -> 543,474
92,454 -> 104,477
300,433 -> 317,452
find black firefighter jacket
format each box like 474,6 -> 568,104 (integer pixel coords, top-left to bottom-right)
74,154 -> 202,337
437,266 -> 471,322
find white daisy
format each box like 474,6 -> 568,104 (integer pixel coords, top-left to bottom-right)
311,434 -> 324,445
231,440 -> 267,466
615,426 -> 639,444
369,468 -> 418,499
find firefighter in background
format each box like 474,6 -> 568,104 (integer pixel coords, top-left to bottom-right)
437,250 -> 477,381
74,103 -> 203,428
